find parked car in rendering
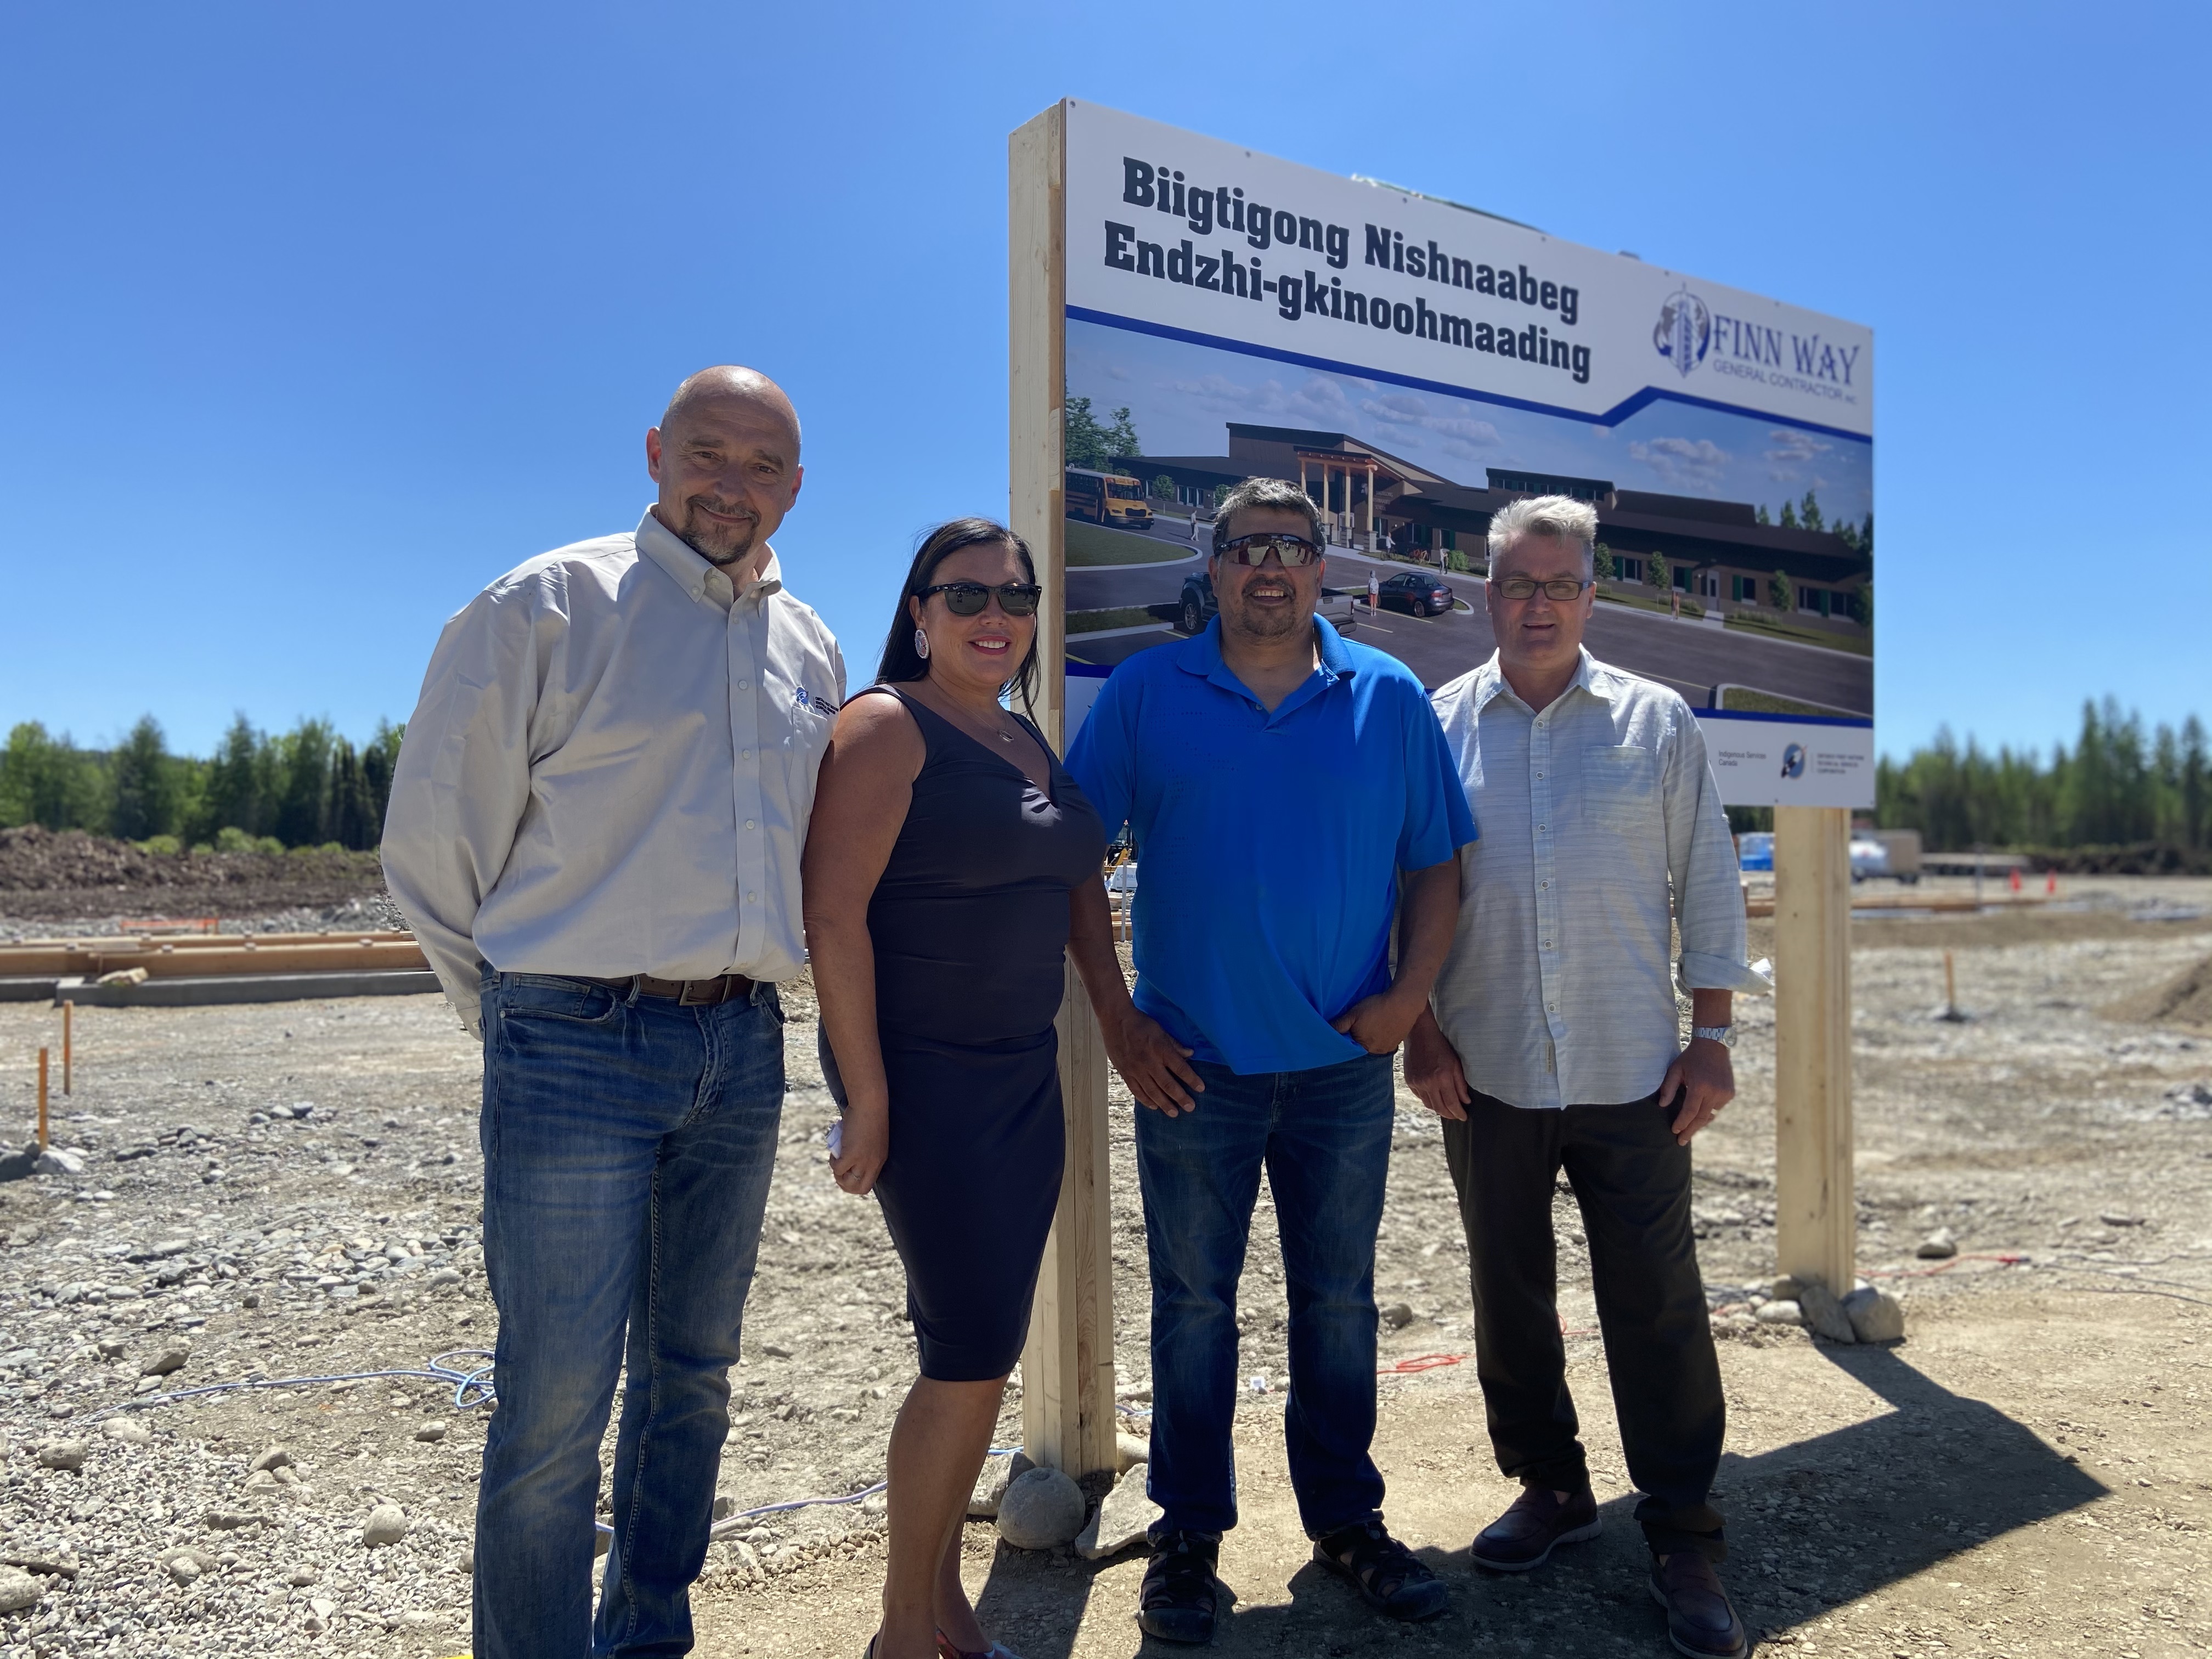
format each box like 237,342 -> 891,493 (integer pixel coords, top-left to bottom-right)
1735,831 -> 1774,872
1177,571 -> 1357,636
1372,571 -> 1458,617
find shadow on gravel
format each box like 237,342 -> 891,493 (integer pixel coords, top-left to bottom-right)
964,1346 -> 2104,1657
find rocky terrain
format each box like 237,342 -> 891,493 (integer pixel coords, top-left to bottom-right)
0,876 -> 2205,1657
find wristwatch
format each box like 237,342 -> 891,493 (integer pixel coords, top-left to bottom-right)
1691,1025 -> 1736,1048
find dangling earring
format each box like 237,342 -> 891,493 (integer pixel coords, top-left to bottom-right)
912,627 -> 930,661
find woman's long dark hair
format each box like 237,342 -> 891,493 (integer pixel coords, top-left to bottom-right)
874,517 -> 1041,715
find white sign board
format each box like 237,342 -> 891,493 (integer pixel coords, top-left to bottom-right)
1057,101 -> 1875,808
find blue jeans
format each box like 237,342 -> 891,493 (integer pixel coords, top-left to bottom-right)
473,971 -> 785,1659
1135,1049 -> 1396,1540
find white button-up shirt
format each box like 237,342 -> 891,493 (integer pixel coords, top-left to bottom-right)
1428,649 -> 1766,1110
382,509 -> 845,1033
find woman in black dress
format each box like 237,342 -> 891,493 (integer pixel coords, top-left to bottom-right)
802,519 -> 1111,1659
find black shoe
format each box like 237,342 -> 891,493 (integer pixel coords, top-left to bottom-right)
1649,1553 -> 1748,1659
1138,1531 -> 1221,1645
1311,1518 -> 1450,1622
1469,1484 -> 1602,1571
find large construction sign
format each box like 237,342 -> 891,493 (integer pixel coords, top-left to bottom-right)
1041,100 -> 1875,811
1009,101 -> 1871,1477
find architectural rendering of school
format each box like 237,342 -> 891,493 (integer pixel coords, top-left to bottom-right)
1122,422 -> 1872,630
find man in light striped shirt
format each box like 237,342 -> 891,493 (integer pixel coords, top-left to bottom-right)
1408,495 -> 1767,1659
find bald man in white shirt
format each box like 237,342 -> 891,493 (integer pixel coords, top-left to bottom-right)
382,366 -> 844,1659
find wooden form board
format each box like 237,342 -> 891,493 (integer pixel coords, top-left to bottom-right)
1773,805 -> 1856,1293
1012,101 -> 1120,1477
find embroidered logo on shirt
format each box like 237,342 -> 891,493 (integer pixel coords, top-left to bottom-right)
793,684 -> 838,719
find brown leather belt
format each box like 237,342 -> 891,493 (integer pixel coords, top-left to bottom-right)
582,973 -> 756,1007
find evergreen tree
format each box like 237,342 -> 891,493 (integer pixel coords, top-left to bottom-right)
201,714 -> 266,837
1778,500 -> 1798,529
1799,489 -> 1824,532
328,738 -> 376,850
1754,504 -> 1771,526
109,715 -> 180,840
2182,715 -> 2208,850
270,718 -> 335,847
362,720 -> 404,841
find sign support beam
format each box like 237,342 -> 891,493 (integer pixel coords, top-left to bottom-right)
1773,804 -> 1855,1293
1012,100 -> 1118,1478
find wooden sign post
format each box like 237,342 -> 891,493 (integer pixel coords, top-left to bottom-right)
1011,100 -> 1119,1478
1772,805 -> 1855,1293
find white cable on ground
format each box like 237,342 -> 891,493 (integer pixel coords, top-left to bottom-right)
80,1348 -> 498,1424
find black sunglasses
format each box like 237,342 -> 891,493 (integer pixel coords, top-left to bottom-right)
1217,533 -> 1322,567
921,580 -> 1042,617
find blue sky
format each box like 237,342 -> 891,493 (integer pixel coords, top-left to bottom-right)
1,2 -> 2205,762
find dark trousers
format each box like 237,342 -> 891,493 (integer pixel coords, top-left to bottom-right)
1136,1050 -> 1396,1540
1442,1088 -> 1727,1561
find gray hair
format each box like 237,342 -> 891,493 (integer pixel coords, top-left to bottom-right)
1487,494 -> 1598,580
1212,475 -> 1324,556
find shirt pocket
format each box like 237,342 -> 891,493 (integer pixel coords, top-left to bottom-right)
1578,744 -> 1660,834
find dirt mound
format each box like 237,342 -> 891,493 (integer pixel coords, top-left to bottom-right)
0,824 -> 386,924
2101,952 -> 2212,1028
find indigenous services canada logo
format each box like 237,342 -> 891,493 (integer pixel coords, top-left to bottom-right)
1653,286 -> 1712,379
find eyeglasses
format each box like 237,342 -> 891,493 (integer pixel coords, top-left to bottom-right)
921,580 -> 1042,617
1217,534 -> 1322,567
1492,577 -> 1593,601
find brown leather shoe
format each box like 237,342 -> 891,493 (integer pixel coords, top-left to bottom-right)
1469,1484 -> 1601,1571
1649,1553 -> 1748,1659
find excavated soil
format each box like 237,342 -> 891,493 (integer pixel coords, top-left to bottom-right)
0,827 -> 387,932
2103,954 -> 2212,1031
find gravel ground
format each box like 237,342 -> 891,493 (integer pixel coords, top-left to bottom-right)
0,875 -> 2207,1657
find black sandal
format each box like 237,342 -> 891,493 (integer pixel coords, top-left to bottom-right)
1312,1519 -> 1450,1621
1137,1531 -> 1221,1645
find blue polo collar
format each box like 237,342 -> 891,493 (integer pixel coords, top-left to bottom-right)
1178,616 -> 1356,725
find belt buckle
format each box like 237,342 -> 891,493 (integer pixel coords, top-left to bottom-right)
678,978 -> 720,1006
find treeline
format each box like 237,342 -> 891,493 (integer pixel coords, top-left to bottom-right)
1877,699 -> 2209,853
0,715 -> 404,853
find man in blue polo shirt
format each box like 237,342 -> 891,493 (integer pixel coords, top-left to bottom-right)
1065,476 -> 1476,1644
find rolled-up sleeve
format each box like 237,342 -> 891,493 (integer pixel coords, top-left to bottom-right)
380,589 -> 539,1034
1663,709 -> 1771,995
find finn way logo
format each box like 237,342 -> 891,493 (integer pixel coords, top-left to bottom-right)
1654,286 -> 1711,379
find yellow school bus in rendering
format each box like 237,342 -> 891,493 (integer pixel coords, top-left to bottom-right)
1065,467 -> 1153,531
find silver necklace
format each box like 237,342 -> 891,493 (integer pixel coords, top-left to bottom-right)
933,692 -> 1019,747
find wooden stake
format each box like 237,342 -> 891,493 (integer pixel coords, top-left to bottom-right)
1774,805 -> 1854,1293
1012,99 -> 1118,1478
62,1000 -> 72,1095
37,1048 -> 49,1149
1943,950 -> 1957,1017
